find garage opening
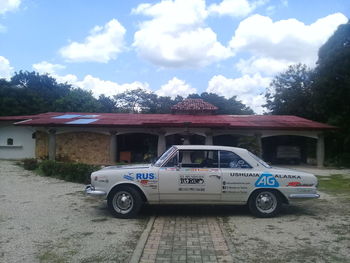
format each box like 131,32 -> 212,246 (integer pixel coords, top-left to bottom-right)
262,135 -> 317,165
117,133 -> 157,163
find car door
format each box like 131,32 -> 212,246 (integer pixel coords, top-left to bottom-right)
220,150 -> 256,203
158,149 -> 222,202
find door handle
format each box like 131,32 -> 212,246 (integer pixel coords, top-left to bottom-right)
209,174 -> 221,179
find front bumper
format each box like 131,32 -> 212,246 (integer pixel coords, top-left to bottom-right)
289,193 -> 320,199
85,185 -> 107,197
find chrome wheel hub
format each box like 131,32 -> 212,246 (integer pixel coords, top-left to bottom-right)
256,192 -> 277,213
113,191 -> 133,214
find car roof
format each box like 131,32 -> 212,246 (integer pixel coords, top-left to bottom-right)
173,145 -> 249,154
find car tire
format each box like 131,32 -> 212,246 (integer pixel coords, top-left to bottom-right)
107,186 -> 142,218
248,190 -> 282,218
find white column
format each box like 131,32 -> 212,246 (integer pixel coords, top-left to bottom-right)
255,133 -> 262,158
183,135 -> 190,145
317,133 -> 325,168
157,133 -> 166,157
110,132 -> 117,164
205,132 -> 213,145
48,129 -> 56,161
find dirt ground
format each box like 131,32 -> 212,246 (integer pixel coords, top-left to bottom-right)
1,160 -> 349,263
0,160 -> 147,263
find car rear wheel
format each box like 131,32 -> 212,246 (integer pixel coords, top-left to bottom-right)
248,190 -> 281,218
107,186 -> 142,218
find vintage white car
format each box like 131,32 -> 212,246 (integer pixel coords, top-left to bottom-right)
85,145 -> 320,218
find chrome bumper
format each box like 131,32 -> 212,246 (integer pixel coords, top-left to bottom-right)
85,185 -> 106,196
289,193 -> 320,199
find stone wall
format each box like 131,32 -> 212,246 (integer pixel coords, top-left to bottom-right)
35,131 -> 110,165
56,132 -> 110,165
36,131 -> 48,159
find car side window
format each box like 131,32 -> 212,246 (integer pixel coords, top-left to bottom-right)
220,151 -> 252,168
163,152 -> 179,167
179,150 -> 219,168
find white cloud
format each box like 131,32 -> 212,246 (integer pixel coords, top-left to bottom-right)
229,13 -> 348,66
0,56 -> 14,79
60,19 -> 126,63
236,56 -> 293,76
76,75 -> 149,97
32,61 -> 78,84
208,0 -> 268,18
133,0 -> 231,68
32,61 -> 149,97
33,61 -> 65,74
207,74 -> 270,114
0,0 -> 20,15
156,77 -> 196,98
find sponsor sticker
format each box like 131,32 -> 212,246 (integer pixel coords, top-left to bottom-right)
287,182 -> 314,187
255,173 -> 279,187
123,173 -> 134,181
178,187 -> 205,192
136,173 -> 157,180
179,175 -> 205,185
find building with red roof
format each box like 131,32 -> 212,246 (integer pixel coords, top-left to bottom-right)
0,99 -> 334,166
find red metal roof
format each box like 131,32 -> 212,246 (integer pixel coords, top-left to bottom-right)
10,112 -> 335,130
0,114 -> 42,121
171,99 -> 218,111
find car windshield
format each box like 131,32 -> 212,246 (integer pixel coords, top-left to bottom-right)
248,151 -> 272,168
153,146 -> 176,167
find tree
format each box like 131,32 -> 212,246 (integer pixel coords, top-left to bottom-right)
265,64 -> 315,119
54,88 -> 102,112
313,20 -> 350,123
188,92 -> 253,115
312,20 -> 350,165
113,88 -> 155,113
98,94 -> 117,113
10,71 -> 71,113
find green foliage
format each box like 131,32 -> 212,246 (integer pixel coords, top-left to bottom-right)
53,88 -> 101,112
265,63 -> 316,119
40,160 -> 100,184
265,21 -> 350,166
22,158 -> 39,170
188,92 -> 254,114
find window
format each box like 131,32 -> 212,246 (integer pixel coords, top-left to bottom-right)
7,138 -> 14,146
179,150 -> 219,168
154,147 -> 176,167
248,151 -> 271,168
220,151 -> 251,168
163,152 -> 179,167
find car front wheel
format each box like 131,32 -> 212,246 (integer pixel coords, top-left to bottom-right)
107,186 -> 142,218
248,190 -> 282,218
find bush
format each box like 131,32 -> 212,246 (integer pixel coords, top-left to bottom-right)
23,158 -> 39,170
39,160 -> 100,184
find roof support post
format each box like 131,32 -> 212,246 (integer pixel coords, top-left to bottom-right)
157,132 -> 166,157
110,131 -> 117,164
48,129 -> 56,161
205,132 -> 213,145
317,133 -> 325,168
255,133 -> 262,158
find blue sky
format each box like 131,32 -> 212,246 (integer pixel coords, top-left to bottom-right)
0,0 -> 349,113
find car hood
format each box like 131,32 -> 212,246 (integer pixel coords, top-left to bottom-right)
100,164 -> 151,171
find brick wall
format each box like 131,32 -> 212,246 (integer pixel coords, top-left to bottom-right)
36,131 -> 48,159
36,131 -> 111,165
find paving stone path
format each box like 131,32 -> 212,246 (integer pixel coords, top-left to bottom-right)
139,216 -> 233,263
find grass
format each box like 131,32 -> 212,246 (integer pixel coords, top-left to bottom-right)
317,174 -> 350,195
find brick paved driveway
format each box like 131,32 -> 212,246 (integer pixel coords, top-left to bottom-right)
140,216 -> 233,263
